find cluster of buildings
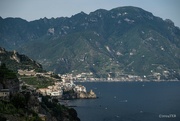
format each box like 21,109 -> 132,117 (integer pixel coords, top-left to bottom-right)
59,72 -> 144,82
18,69 -> 89,98
60,72 -> 94,81
18,69 -> 142,82
37,79 -> 87,98
60,71 -> 177,82
19,69 -> 176,83
37,85 -> 62,97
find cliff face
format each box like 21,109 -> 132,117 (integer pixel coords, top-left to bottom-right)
40,96 -> 80,121
0,63 -> 19,92
0,79 -> 19,92
0,91 -> 80,121
0,63 -> 80,121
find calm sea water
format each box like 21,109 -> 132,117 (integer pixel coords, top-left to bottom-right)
68,82 -> 180,121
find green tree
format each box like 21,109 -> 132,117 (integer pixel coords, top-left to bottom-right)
11,93 -> 26,109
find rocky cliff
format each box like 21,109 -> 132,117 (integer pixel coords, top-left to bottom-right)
0,91 -> 80,121
77,90 -> 97,99
0,63 -> 19,92
0,63 -> 80,121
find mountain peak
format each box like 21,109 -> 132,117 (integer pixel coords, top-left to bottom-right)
0,6 -> 180,80
90,8 -> 108,14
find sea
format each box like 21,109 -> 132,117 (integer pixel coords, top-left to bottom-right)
68,81 -> 180,121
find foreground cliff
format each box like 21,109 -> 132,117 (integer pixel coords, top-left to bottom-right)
0,92 -> 80,121
0,63 -> 80,121
0,63 -> 19,92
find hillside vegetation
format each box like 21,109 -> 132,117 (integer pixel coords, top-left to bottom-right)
0,6 -> 180,80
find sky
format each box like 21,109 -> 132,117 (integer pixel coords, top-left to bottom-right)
0,0 -> 180,27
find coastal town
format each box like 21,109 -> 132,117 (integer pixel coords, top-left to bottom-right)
18,69 -> 97,99
57,72 -> 179,82
0,64 -> 81,121
16,68 -> 179,100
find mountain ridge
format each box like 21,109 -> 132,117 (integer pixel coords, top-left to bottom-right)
0,6 -> 180,80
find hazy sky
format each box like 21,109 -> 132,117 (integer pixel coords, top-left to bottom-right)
0,0 -> 180,27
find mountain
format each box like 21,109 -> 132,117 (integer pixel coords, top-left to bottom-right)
0,47 -> 42,72
0,6 -> 180,80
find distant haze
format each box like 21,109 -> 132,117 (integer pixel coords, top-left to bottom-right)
0,0 -> 180,27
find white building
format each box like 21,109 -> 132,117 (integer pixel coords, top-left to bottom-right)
74,85 -> 86,92
50,90 -> 63,97
37,87 -> 63,97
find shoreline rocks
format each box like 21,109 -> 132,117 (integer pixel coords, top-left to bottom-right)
62,89 -> 97,100
77,90 -> 97,99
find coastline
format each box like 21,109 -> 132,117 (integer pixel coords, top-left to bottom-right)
73,78 -> 180,82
